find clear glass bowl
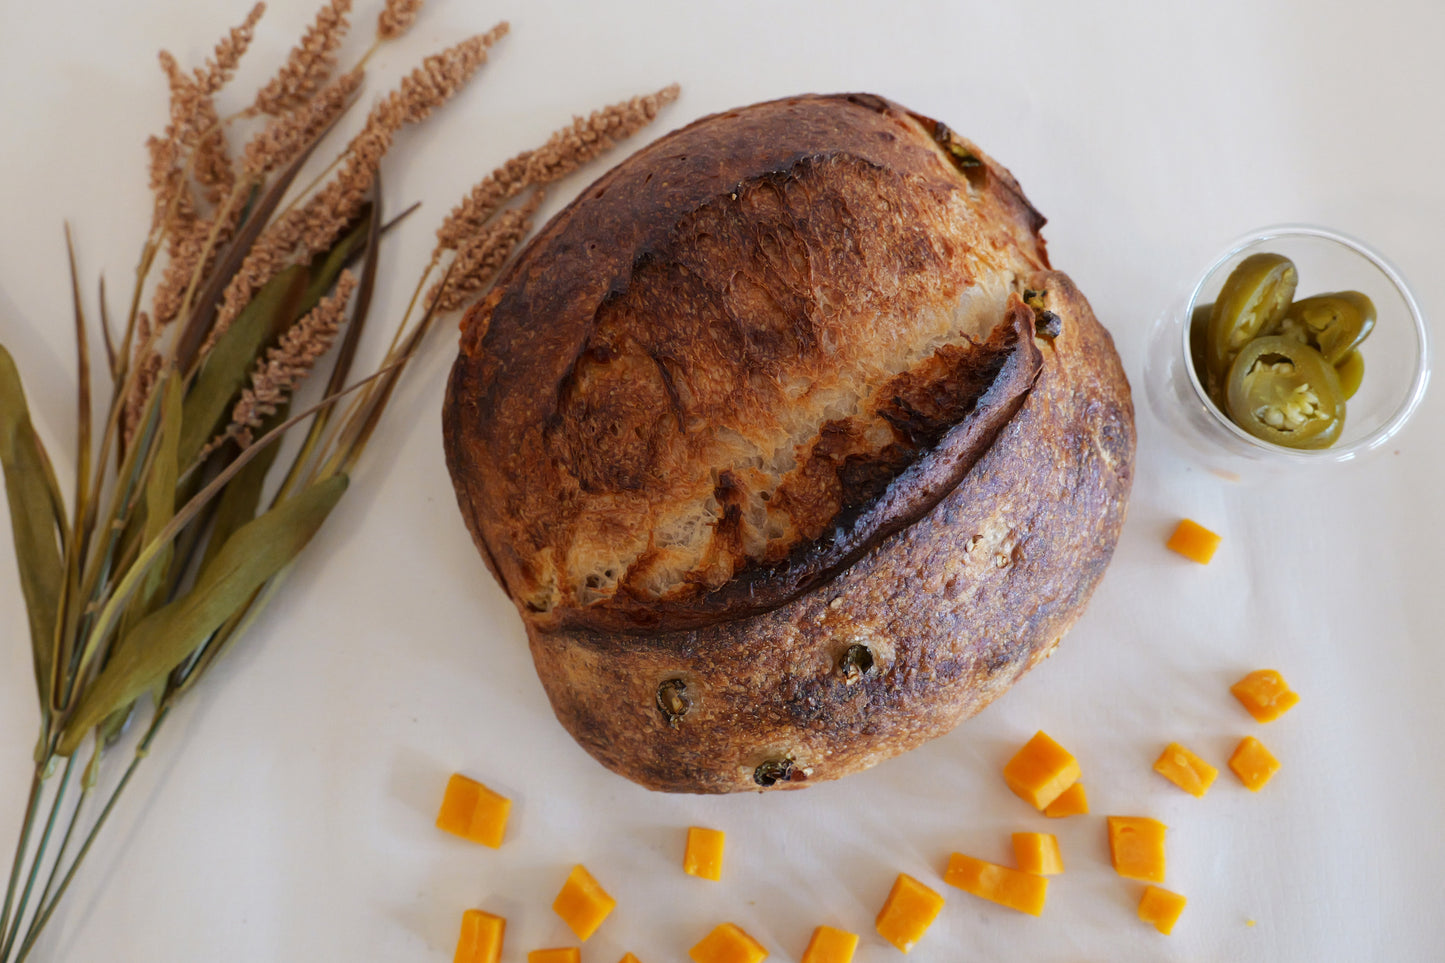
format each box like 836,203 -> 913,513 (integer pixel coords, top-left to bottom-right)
1144,224 -> 1430,475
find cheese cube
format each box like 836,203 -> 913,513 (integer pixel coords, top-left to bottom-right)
436,774 -> 510,848
945,852 -> 1049,915
1138,885 -> 1187,934
684,826 -> 726,881
1107,816 -> 1167,882
1153,743 -> 1219,798
689,923 -> 768,963
1003,731 -> 1081,810
874,873 -> 945,953
453,909 -> 504,963
1011,833 -> 1064,876
553,864 -> 616,941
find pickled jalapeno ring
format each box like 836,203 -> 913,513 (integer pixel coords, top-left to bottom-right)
1206,253 -> 1298,379
1335,349 -> 1365,400
1269,291 -> 1376,364
1224,336 -> 1344,449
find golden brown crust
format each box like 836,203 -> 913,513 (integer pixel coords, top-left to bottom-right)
442,93 -> 1135,793
524,271 -> 1133,792
444,93 -> 1051,628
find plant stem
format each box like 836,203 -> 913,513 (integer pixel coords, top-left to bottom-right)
13,708 -> 168,963
0,767 -> 44,955
0,758 -> 73,961
28,778 -> 91,941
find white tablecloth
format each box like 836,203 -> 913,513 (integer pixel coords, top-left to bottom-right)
2,1 -> 1442,960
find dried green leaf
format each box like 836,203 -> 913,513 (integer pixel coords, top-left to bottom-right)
66,225 -> 93,539
58,474 -> 348,755
73,364 -> 393,695
0,344 -> 66,709
98,701 -> 138,751
123,373 -> 183,634
178,264 -> 308,467
199,403 -> 288,573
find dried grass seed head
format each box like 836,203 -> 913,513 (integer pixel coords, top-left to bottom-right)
223,269 -> 358,449
376,0 -> 423,42
215,24 -> 508,344
200,2 -> 266,95
430,188 -> 545,312
290,23 -> 510,256
252,0 -> 353,116
433,149 -> 533,255
243,67 -> 363,178
526,84 -> 680,186
432,83 -> 678,259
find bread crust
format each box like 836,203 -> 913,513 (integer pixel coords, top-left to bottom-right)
443,94 -> 1134,793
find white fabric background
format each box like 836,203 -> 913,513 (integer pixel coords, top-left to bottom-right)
1,1 -> 1442,960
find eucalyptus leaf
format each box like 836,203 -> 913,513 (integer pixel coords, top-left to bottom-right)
58,474 -> 348,755
177,265 -> 308,467
0,344 -> 66,709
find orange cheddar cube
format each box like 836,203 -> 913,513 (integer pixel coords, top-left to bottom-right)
1228,736 -> 1281,791
1231,669 -> 1299,723
800,925 -> 858,963
1153,743 -> 1219,798
436,774 -> 511,848
618,955 -> 644,963
875,873 -> 945,953
684,826 -> 726,881
1107,817 -> 1167,883
1138,885 -> 1187,934
553,864 -> 616,941
1166,518 -> 1221,564
1003,731 -> 1081,810
454,909 -> 505,963
1011,833 -> 1064,876
944,852 -> 1049,915
1043,781 -> 1089,818
528,951 -> 580,963
689,923 -> 768,963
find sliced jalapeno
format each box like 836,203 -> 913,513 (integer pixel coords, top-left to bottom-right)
1269,291 -> 1376,364
1190,300 -> 1225,404
1206,253 -> 1298,379
1225,336 -> 1344,449
1335,349 -> 1365,400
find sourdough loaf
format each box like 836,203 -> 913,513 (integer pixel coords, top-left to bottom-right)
443,93 -> 1134,793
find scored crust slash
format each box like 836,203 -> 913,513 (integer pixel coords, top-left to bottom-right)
443,92 -> 1135,793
